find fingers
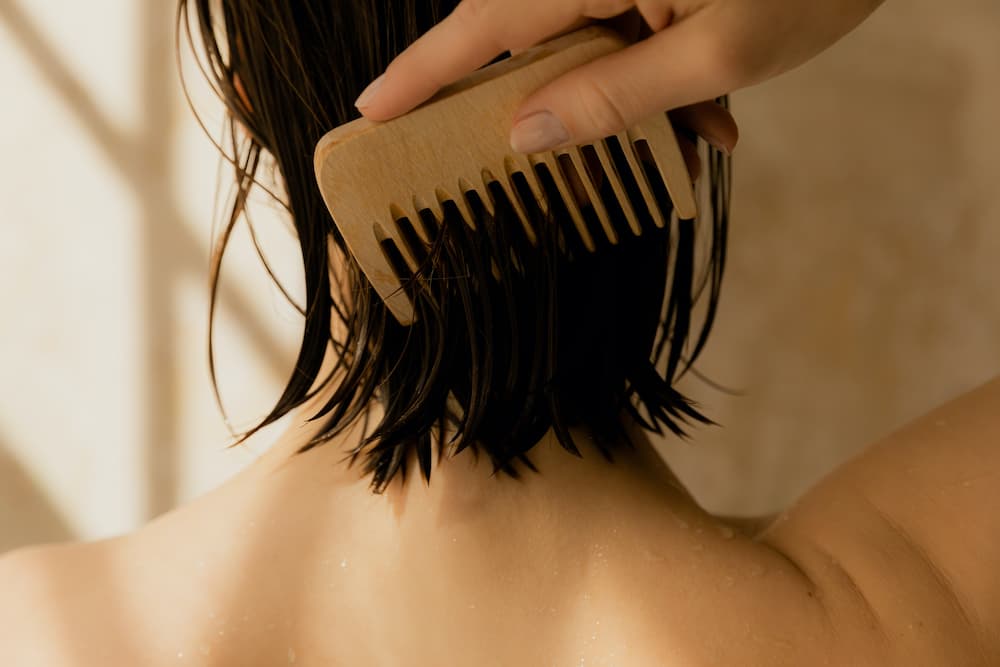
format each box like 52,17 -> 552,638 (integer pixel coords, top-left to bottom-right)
510,13 -> 738,152
669,100 -> 739,155
508,10 -> 642,58
677,134 -> 702,181
508,16 -> 600,56
356,0 -> 587,120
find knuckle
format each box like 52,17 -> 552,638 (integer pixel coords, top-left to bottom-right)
582,0 -> 634,19
699,33 -> 757,89
574,78 -> 631,138
453,0 -> 492,25
452,0 -> 509,54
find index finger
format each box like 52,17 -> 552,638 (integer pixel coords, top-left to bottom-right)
355,0 -> 590,121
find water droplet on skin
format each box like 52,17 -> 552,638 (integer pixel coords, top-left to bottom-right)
468,603 -> 476,610
288,648 -> 297,663
642,546 -> 666,562
177,652 -> 185,659
749,564 -> 765,578
724,575 -> 735,588
675,518 -> 689,530
340,559 -> 348,568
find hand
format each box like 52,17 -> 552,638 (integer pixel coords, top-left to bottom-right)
354,0 -> 884,154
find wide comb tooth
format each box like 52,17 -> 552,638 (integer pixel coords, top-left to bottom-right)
504,154 -> 548,216
449,180 -> 478,229
632,115 -> 697,220
530,152 -> 597,253
564,147 -> 618,245
617,130 -> 666,229
412,193 -> 442,236
387,203 -> 424,273
476,170 -> 497,218
485,165 -> 538,246
371,220 -> 416,325
592,139 -> 642,237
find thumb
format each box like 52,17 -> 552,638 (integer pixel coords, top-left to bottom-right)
510,18 -> 735,153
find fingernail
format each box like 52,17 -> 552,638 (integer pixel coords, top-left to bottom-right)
704,134 -> 732,156
354,73 -> 385,109
510,111 -> 570,153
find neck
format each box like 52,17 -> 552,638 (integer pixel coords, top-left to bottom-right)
249,382 -> 701,532
227,341 -> 705,550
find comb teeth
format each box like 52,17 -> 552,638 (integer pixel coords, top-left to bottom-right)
314,26 -> 697,325
380,129 -> 687,279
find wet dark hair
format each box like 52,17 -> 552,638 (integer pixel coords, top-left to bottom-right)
177,0 -> 731,494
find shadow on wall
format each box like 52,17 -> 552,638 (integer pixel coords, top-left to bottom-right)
0,0 -> 295,529
0,443 -> 74,555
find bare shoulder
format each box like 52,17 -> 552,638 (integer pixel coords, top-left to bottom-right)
0,541 -> 123,665
758,375 -> 1000,665
0,544 -> 75,664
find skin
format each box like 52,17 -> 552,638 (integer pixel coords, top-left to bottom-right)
1,347 -> 997,664
354,0 -> 887,154
3,1 -> 997,662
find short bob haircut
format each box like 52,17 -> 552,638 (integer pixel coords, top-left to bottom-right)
177,0 -> 731,494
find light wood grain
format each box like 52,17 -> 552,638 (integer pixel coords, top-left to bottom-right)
314,26 -> 695,325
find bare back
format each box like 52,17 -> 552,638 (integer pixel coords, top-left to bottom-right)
3,378 -> 999,665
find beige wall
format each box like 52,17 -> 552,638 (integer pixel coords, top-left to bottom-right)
663,0 -> 1000,514
0,1 -> 302,551
2,1 -> 998,552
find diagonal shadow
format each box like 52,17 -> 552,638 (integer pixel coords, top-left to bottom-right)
0,438 -> 74,555
137,0 -> 184,521
0,0 -> 297,518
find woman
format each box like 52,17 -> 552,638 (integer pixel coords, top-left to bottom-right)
1,1 -> 995,665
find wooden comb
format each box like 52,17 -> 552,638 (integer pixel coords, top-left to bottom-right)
314,25 -> 696,326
